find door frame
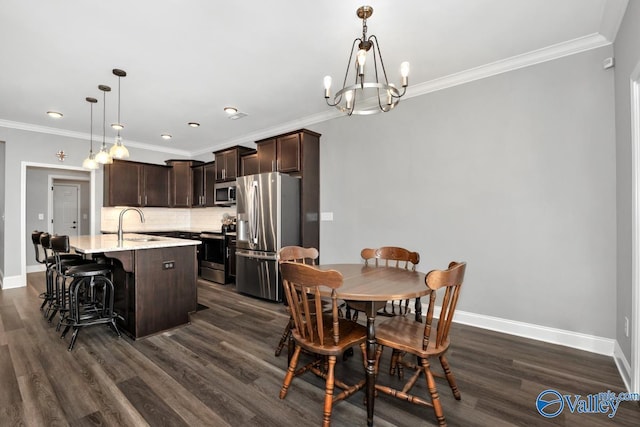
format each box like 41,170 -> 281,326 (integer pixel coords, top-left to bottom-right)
49,175 -> 88,235
630,63 -> 640,394
20,162 -> 96,287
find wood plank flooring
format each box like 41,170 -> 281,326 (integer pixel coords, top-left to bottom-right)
0,271 -> 638,426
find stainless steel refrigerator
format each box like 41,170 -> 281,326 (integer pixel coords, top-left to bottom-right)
235,172 -> 300,301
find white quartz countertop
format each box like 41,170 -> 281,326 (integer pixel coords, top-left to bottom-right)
69,233 -> 201,254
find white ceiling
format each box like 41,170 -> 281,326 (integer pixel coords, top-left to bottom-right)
0,0 -> 628,157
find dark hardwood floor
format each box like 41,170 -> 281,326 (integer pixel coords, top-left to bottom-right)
0,271 -> 638,426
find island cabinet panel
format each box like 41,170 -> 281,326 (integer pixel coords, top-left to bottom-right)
110,245 -> 197,339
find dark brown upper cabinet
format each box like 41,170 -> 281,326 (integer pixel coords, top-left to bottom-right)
104,159 -> 170,207
192,161 -> 216,207
256,133 -> 301,174
240,151 -> 259,176
214,146 -> 254,182
165,160 -> 203,207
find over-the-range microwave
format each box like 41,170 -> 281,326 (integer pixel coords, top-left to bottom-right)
214,181 -> 236,205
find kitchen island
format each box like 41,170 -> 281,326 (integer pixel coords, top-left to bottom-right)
70,233 -> 200,339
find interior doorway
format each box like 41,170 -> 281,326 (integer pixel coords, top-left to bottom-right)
52,183 -> 81,236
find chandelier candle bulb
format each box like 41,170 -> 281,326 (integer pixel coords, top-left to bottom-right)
401,61 -> 410,87
357,49 -> 367,76
323,76 -> 332,98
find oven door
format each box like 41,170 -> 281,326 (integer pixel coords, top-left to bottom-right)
200,233 -> 226,283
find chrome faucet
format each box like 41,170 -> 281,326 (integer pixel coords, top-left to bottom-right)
117,207 -> 145,243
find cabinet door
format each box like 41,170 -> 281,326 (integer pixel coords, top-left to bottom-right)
104,160 -> 142,206
143,164 -> 170,207
277,133 -> 301,173
257,139 -> 276,173
192,165 -> 204,206
225,150 -> 238,180
241,153 -> 259,176
214,152 -> 225,181
204,163 -> 216,206
169,161 -> 193,207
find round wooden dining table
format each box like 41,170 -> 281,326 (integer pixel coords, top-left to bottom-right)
315,264 -> 430,427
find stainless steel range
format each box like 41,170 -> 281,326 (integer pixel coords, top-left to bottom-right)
199,231 -> 226,284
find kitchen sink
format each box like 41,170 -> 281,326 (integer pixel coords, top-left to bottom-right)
123,237 -> 160,242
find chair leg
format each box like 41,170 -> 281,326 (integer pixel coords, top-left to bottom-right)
280,345 -> 302,399
439,355 -> 461,400
322,355 -> 337,427
68,327 -> 80,351
275,318 -> 292,357
421,358 -> 446,426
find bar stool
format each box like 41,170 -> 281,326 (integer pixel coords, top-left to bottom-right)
38,232 -> 85,320
50,235 -> 120,351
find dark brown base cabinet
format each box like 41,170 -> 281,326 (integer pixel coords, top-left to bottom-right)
108,245 -> 198,339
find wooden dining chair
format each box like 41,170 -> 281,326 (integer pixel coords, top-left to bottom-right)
279,261 -> 367,427
349,246 -> 421,372
275,246 -> 319,358
373,261 -> 467,427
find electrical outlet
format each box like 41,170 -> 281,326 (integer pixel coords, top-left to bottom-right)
163,261 -> 175,270
624,317 -> 630,338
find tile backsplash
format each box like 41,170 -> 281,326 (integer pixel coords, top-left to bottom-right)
101,206 -> 236,233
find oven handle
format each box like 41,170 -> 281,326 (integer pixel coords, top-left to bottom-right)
236,250 -> 277,261
200,234 -> 224,240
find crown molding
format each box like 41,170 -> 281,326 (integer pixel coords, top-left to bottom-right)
405,33 -> 611,100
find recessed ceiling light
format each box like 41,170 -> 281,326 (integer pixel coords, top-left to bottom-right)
224,106 -> 238,115
161,134 -> 172,140
47,111 -> 63,118
188,122 -> 200,127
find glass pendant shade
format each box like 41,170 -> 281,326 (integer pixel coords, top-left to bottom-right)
95,146 -> 113,164
109,134 -> 130,159
82,154 -> 99,170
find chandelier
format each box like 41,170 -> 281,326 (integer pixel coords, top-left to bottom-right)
324,5 -> 410,115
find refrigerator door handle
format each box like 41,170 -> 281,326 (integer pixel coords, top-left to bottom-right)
250,180 -> 259,245
236,250 -> 278,261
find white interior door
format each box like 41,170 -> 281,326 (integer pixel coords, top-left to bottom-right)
53,183 -> 80,236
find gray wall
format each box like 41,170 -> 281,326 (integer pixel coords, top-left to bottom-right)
314,45 -> 617,338
614,1 -> 640,362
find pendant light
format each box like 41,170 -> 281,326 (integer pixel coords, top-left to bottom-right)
94,84 -> 113,164
109,68 -> 129,159
82,97 -> 99,170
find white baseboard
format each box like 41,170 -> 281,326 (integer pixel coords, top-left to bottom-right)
449,308 -> 616,356
1,274 -> 25,289
614,341 -> 632,392
26,264 -> 46,273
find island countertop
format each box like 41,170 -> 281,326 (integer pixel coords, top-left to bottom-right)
70,233 -> 201,254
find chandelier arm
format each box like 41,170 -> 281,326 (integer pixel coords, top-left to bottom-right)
343,38 -> 361,89
369,35 -> 391,84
